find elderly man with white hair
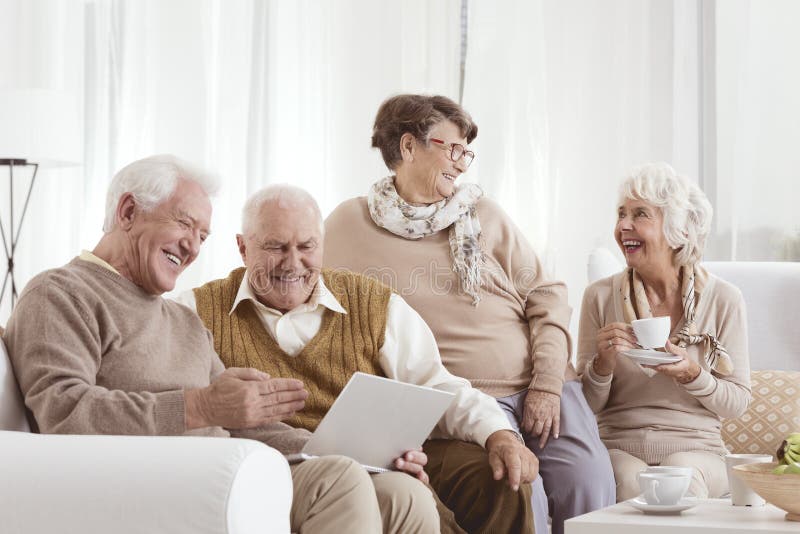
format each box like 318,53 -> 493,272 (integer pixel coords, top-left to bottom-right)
577,162 -> 752,502
179,184 -> 540,534
3,155 -> 401,533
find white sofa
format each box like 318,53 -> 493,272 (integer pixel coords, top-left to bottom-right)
0,336 -> 293,534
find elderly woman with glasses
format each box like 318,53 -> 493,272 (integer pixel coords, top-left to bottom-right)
577,163 -> 751,502
324,93 -> 615,534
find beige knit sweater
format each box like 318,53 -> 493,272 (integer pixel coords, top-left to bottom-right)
577,269 -> 752,463
3,257 -> 309,452
324,196 -> 574,398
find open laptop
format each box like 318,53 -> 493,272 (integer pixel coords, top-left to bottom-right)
285,372 -> 455,472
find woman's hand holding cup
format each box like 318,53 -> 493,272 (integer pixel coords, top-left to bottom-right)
594,322 -> 639,376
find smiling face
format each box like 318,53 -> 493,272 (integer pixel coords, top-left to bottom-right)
238,201 -> 323,313
615,198 -> 675,274
123,178 -> 211,294
396,119 -> 470,204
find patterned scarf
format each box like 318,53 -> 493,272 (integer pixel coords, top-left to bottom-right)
367,175 -> 485,305
620,265 -> 734,376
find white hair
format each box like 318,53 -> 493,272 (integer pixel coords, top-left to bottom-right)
103,154 -> 219,232
241,184 -> 324,237
618,162 -> 713,266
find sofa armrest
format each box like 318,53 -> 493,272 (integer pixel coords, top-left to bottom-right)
0,431 -> 292,534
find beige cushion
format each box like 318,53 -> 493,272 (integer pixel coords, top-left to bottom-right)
722,370 -> 800,455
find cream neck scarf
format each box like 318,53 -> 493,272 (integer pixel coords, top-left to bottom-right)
620,265 -> 734,376
367,175 -> 484,305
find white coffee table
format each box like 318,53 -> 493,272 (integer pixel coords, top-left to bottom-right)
565,498 -> 797,534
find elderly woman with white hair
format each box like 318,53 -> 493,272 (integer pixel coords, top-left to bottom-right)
577,162 -> 752,502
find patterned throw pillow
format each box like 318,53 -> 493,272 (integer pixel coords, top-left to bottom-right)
722,370 -> 800,456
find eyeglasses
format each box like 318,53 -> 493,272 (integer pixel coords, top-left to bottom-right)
429,138 -> 475,167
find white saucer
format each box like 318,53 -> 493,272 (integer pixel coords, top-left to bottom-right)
622,349 -> 682,365
626,496 -> 698,514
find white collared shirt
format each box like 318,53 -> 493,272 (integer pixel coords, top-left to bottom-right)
225,275 -> 347,357
176,271 -> 514,446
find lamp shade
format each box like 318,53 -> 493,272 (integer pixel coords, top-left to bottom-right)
0,88 -> 82,167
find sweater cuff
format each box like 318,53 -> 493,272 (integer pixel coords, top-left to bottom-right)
155,390 -> 187,435
529,372 -> 564,396
680,369 -> 716,397
584,356 -> 613,387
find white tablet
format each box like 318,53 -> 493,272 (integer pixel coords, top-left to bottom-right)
285,372 -> 455,472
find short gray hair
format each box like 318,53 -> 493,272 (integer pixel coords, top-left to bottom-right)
241,184 -> 323,237
103,154 -> 219,232
618,162 -> 713,266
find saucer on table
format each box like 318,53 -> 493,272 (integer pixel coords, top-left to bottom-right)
622,349 -> 682,366
626,495 -> 698,514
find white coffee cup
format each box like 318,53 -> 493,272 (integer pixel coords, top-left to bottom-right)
631,316 -> 671,349
644,465 -> 694,478
637,472 -> 690,505
725,453 -> 773,506
644,466 -> 694,496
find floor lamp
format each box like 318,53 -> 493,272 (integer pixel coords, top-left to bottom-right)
0,89 -> 82,313
0,159 -> 40,308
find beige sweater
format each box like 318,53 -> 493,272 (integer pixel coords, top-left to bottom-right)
3,257 -> 312,452
324,196 -> 574,398
577,269 -> 752,463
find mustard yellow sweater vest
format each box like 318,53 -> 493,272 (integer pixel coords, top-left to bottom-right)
193,267 -> 391,432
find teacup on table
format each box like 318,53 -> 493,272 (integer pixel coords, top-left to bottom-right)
632,316 -> 671,350
638,471 -> 691,505
644,465 -> 694,478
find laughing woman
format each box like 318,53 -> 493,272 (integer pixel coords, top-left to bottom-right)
577,163 -> 752,502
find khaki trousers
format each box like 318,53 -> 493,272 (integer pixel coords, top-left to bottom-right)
291,455 -> 440,533
424,439 -> 535,534
609,448 -> 729,502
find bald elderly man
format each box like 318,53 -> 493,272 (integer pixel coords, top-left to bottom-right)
177,185 -> 539,533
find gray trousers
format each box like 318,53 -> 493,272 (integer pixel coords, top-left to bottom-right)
497,380 -> 616,534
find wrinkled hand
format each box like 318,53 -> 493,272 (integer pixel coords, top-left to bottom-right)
594,322 -> 639,375
522,390 -> 561,448
485,430 -> 539,491
394,447 -> 429,484
186,367 -> 308,430
652,341 -> 701,384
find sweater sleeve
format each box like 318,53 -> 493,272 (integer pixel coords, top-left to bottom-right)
482,199 -> 572,396
5,282 -> 187,436
679,284 -> 751,418
577,281 -> 613,412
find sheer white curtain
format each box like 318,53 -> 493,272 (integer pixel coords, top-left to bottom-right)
704,0 -> 800,262
463,0 -> 702,337
80,0 -> 463,295
0,0 -> 84,322
2,0 -> 797,328
2,0 -> 463,323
